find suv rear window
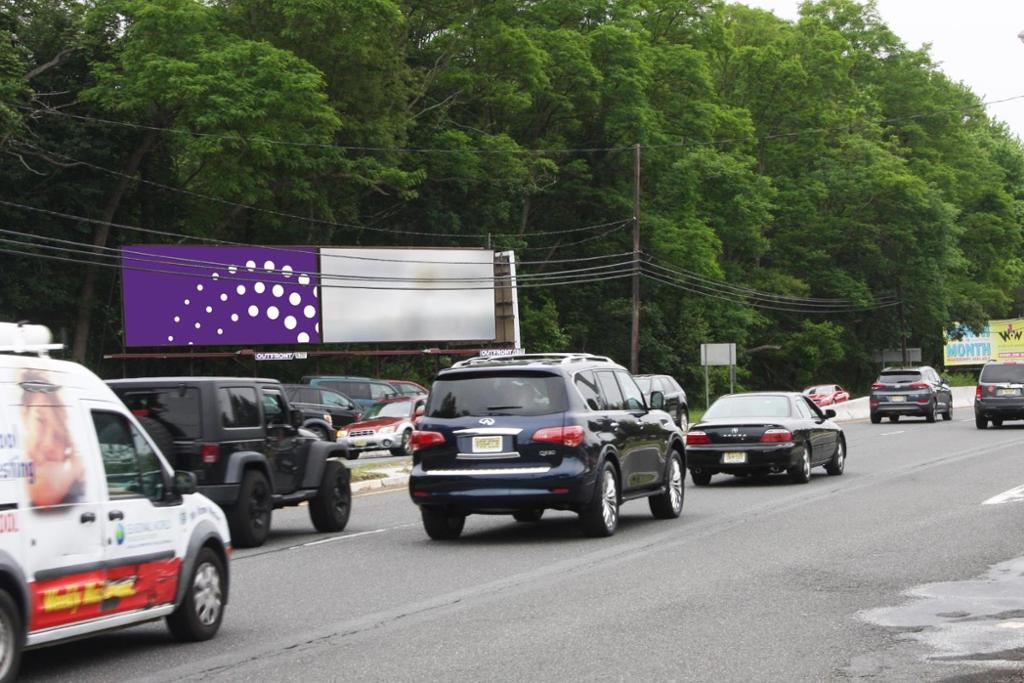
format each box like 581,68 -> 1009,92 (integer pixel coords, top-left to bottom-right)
116,387 -> 201,439
877,370 -> 922,383
980,363 -> 1024,383
427,372 -> 568,418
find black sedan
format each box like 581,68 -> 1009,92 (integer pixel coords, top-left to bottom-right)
686,392 -> 846,485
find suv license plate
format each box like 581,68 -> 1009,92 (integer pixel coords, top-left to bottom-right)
722,452 -> 747,464
352,438 -> 368,447
890,395 -> 906,402
472,435 -> 503,453
998,388 -> 1019,397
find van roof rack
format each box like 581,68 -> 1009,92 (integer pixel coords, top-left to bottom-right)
452,352 -> 613,368
0,322 -> 63,356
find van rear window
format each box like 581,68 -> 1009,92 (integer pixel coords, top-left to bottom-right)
115,387 -> 201,439
427,372 -> 567,418
980,363 -> 1024,383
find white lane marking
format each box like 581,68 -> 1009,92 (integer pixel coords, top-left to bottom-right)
983,484 -> 1024,506
880,431 -> 905,436
296,528 -> 386,548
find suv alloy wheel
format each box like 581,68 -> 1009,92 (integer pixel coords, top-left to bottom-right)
580,462 -> 620,537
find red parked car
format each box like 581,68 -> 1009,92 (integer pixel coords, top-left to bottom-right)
802,384 -> 850,407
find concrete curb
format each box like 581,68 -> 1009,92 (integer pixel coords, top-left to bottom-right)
352,473 -> 409,493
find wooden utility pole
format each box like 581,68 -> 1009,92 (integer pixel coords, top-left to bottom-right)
630,143 -> 641,374
898,285 -> 908,366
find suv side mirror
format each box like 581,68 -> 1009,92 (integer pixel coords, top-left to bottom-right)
173,470 -> 197,496
290,408 -> 303,428
650,390 -> 665,410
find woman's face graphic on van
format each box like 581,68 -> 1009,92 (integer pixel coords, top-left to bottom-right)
20,371 -> 85,508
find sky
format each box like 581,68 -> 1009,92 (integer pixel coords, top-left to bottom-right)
738,1 -> 1024,140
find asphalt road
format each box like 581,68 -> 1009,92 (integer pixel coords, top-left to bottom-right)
21,415 -> 1024,682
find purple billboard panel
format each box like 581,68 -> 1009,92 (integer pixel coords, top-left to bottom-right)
122,245 -> 321,347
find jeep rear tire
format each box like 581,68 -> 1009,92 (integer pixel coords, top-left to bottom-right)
0,589 -> 22,683
138,416 -> 176,461
166,547 -> 225,642
309,460 -> 351,533
229,470 -> 272,548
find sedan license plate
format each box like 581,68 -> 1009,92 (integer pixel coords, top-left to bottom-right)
722,452 -> 747,464
472,435 -> 503,453
997,388 -> 1019,397
890,395 -> 906,402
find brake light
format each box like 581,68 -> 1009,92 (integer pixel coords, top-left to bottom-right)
976,385 -> 982,400
909,382 -> 929,389
760,429 -> 792,443
871,383 -> 884,390
201,443 -> 219,464
411,430 -> 445,452
131,408 -> 150,417
532,426 -> 585,448
687,430 -> 710,445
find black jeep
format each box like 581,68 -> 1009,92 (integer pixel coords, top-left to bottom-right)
109,377 -> 352,547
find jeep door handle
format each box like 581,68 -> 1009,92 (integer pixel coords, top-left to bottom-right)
108,510 -> 124,521
80,512 -> 96,524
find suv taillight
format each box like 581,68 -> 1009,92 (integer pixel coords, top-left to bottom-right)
909,382 -> 929,389
870,383 -> 884,390
975,385 -> 982,400
531,426 -> 585,448
411,430 -> 445,452
760,429 -> 793,443
687,430 -> 710,445
201,443 -> 219,465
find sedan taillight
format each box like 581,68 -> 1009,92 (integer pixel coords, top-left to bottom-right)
760,429 -> 793,443
687,430 -> 710,445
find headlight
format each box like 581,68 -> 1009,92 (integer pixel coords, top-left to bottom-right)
337,430 -> 348,438
379,425 -> 396,434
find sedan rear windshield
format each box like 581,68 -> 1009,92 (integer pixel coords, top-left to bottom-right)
704,395 -> 792,419
114,387 -> 201,439
877,371 -> 922,384
427,372 -> 568,418
980,363 -> 1024,383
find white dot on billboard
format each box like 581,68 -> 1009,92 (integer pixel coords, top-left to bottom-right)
206,306 -> 213,313
248,305 -> 259,317
246,260 -> 256,271
297,332 -> 310,343
315,323 -> 320,333
220,293 -> 228,302
231,314 -> 239,322
174,316 -> 180,323
272,284 -> 284,298
236,285 -> 246,295
304,305 -> 316,319
313,287 -> 318,298
188,341 -> 193,346
284,316 -> 297,330
196,284 -> 204,292
228,265 -> 238,274
267,306 -> 279,320
168,336 -> 174,342
184,299 -> 190,305
212,272 -> 219,280
282,265 -> 293,278
289,292 -> 301,306
194,322 -> 201,329
255,282 -> 266,294
217,328 -> 223,335
264,260 -> 275,272
298,273 -> 310,286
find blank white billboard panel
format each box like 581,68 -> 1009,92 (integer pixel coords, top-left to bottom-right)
320,248 -> 496,343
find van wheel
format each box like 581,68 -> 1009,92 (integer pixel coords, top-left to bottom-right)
137,416 -> 176,460
228,470 -> 272,548
309,460 -> 351,532
649,450 -> 684,519
0,589 -> 22,683
166,547 -> 225,641
579,462 -> 619,537
421,506 -> 465,540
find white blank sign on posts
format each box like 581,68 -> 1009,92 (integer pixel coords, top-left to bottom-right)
701,343 -> 736,366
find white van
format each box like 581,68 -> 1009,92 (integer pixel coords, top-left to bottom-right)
0,323 -> 231,680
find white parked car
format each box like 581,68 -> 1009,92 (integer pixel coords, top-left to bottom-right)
0,323 -> 231,681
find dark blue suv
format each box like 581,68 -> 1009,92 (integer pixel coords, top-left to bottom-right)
408,353 -> 686,539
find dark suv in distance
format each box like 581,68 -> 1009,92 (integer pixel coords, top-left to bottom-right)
408,353 -> 686,540
869,366 -> 953,423
975,361 -> 1024,429
282,384 -> 363,440
635,374 -> 688,430
109,377 -> 352,547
